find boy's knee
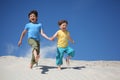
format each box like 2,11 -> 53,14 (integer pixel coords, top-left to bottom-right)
33,48 -> 39,55
68,50 -> 75,57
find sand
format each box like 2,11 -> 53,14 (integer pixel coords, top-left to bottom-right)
0,56 -> 120,80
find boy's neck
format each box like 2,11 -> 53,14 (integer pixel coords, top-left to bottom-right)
31,22 -> 37,24
60,29 -> 67,32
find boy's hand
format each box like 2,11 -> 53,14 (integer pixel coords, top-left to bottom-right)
49,37 -> 54,41
18,41 -> 22,47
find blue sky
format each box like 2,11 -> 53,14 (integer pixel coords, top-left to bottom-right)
0,0 -> 120,60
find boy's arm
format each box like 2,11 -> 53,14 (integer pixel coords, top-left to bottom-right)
68,35 -> 74,44
18,30 -> 27,47
40,29 -> 50,40
50,31 -> 58,41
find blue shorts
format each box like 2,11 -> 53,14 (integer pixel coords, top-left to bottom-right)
56,46 -> 75,65
57,46 -> 75,57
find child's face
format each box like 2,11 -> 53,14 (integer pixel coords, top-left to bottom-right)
29,13 -> 37,23
59,23 -> 67,31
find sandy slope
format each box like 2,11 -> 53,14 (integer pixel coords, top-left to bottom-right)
0,56 -> 120,80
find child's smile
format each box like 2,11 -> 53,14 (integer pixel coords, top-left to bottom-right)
31,18 -> 35,22
60,23 -> 67,31
62,27 -> 67,30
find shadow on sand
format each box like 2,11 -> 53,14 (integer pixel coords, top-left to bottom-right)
36,65 -> 86,74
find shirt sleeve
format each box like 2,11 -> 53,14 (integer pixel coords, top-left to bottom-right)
38,23 -> 42,32
24,24 -> 29,30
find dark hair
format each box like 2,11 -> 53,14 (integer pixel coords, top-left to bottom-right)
28,10 -> 38,18
58,20 -> 68,26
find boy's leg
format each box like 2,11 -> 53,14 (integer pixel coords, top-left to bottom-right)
66,46 -> 75,65
28,38 -> 40,69
30,49 -> 39,69
30,53 -> 36,69
66,56 -> 71,66
56,48 -> 64,70
33,49 -> 40,62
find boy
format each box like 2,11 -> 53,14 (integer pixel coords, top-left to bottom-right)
50,20 -> 75,70
18,10 -> 51,69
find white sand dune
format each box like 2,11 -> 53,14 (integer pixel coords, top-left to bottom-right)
0,56 -> 120,80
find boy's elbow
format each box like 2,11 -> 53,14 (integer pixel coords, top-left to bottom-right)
41,33 -> 45,37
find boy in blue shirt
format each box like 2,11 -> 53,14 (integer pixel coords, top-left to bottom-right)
18,10 -> 51,69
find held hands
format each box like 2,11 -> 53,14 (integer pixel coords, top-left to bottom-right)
48,37 -> 54,41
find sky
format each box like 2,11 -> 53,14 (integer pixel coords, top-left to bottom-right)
0,0 -> 120,60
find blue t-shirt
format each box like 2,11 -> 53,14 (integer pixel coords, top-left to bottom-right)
25,22 -> 42,41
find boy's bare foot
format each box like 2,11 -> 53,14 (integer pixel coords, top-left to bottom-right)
57,66 -> 61,70
30,63 -> 33,69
